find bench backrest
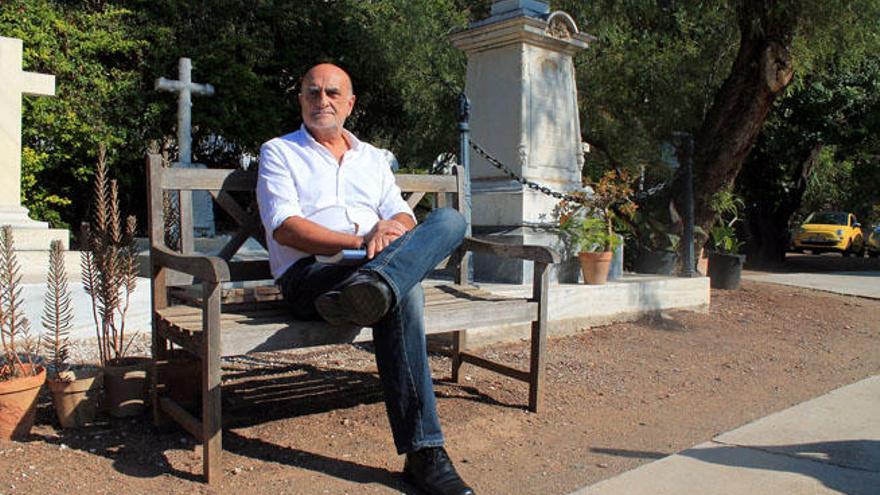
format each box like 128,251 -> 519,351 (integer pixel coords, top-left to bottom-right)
145,153 -> 468,285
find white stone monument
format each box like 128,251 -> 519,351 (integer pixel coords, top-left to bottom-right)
156,57 -> 216,241
0,36 -> 69,250
450,0 -> 592,283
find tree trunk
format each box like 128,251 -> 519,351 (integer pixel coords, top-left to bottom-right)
745,144 -> 823,266
677,0 -> 798,238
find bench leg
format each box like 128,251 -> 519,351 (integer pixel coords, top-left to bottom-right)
451,330 -> 467,383
528,262 -> 550,413
202,282 -> 223,484
152,325 -> 170,428
527,319 -> 547,413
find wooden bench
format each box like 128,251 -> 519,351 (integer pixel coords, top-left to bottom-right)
145,153 -> 559,483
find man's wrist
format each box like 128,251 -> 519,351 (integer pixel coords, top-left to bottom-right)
353,235 -> 366,249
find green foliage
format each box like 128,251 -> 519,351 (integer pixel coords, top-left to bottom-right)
5,0 -> 880,241
2,0 -> 150,232
739,50 -> 880,256
556,0 -> 738,178
627,211 -> 680,252
710,223 -> 743,255
4,0 -> 471,231
708,189 -> 744,254
559,216 -> 619,254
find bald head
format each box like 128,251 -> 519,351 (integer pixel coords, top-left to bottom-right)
302,63 -> 353,96
298,63 -> 356,140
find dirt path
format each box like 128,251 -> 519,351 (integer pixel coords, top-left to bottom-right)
2,280 -> 879,495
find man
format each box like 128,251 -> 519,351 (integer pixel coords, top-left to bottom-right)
257,63 -> 474,495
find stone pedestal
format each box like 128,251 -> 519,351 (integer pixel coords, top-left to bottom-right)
450,1 -> 592,283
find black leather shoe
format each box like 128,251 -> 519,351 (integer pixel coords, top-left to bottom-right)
403,447 -> 475,495
315,271 -> 393,326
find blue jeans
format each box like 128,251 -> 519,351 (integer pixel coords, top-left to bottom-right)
278,208 -> 467,453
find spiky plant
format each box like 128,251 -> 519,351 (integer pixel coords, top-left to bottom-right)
82,146 -> 139,366
0,226 -> 38,379
41,240 -> 73,379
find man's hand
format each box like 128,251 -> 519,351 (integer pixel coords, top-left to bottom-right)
364,219 -> 407,258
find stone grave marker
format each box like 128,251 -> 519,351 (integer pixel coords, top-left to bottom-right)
156,57 -> 216,244
450,1 -> 593,283
0,36 -> 70,250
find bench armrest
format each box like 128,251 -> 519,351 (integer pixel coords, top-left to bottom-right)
151,244 -> 231,283
462,237 -> 560,264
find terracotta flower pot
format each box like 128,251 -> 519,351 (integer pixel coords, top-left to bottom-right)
0,364 -> 46,440
48,367 -> 103,428
104,357 -> 150,418
577,251 -> 613,285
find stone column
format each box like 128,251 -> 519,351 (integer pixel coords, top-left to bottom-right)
450,1 -> 592,283
0,36 -> 69,249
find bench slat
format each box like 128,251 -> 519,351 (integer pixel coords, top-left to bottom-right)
156,295 -> 535,356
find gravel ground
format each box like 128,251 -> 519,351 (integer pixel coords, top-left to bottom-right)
1,276 -> 878,495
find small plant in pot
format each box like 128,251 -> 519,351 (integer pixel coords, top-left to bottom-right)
707,190 -> 746,289
559,216 -> 620,284
42,240 -> 103,428
82,148 -> 146,418
0,226 -> 46,440
557,171 -> 635,285
629,211 -> 681,275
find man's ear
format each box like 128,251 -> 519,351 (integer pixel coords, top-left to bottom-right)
346,94 -> 356,116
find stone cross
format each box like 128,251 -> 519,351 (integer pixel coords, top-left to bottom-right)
156,57 -> 216,240
155,57 -> 215,165
0,36 -> 55,228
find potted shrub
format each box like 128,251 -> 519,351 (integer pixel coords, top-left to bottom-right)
707,190 -> 746,289
0,226 -> 46,440
42,240 -> 103,428
82,148 -> 146,417
560,216 -> 619,284
557,171 -> 636,285
629,212 -> 680,275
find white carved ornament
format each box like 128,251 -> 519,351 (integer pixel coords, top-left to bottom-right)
545,11 -> 579,41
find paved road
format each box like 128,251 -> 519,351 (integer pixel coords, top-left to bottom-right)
743,253 -> 880,299
743,271 -> 880,299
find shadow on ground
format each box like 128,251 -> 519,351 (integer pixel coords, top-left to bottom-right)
31,358 -> 514,490
683,440 -> 880,495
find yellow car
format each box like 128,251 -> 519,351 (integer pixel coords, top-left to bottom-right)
793,211 -> 865,256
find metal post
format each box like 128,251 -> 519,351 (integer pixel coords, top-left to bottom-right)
679,133 -> 695,277
458,93 -> 473,283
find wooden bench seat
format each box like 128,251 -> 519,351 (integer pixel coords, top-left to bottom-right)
157,284 -> 537,356
146,153 -> 559,484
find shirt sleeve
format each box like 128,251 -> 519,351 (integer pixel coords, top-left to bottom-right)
256,141 -> 302,236
376,152 -> 417,224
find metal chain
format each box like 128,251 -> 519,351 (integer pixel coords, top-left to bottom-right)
469,139 -> 674,204
635,177 -> 673,200
469,140 -> 590,204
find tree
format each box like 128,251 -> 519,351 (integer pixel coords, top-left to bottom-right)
739,32 -> 880,264
5,0 -> 472,231
557,0 -> 879,262
2,0 -> 151,232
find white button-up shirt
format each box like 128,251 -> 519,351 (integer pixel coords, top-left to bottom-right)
257,125 -> 415,279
